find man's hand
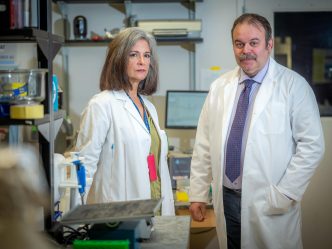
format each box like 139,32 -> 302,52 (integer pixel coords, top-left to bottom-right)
189,202 -> 207,221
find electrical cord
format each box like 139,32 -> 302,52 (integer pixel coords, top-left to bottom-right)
62,224 -> 89,246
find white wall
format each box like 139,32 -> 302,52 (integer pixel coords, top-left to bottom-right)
53,1 -> 332,248
303,117 -> 332,249
195,0 -> 238,89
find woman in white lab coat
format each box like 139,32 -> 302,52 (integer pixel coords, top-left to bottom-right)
75,27 -> 175,216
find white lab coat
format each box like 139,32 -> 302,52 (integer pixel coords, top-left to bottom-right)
76,90 -> 175,216
189,58 -> 325,249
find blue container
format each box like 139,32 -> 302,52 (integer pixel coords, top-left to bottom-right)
0,103 -> 10,117
52,74 -> 59,112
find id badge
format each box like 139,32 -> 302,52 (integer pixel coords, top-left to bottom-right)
147,153 -> 158,182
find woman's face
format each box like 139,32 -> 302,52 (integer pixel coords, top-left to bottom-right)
126,39 -> 151,86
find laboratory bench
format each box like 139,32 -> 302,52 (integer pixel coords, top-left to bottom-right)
175,203 -> 219,249
176,207 -> 216,228
174,195 -> 216,228
51,216 -> 190,249
141,216 -> 190,249
52,198 -> 191,249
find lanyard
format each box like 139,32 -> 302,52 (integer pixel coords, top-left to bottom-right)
126,92 -> 150,133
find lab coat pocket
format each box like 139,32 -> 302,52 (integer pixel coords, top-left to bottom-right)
264,185 -> 293,215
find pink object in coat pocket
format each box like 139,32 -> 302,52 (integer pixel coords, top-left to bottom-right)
147,153 -> 158,182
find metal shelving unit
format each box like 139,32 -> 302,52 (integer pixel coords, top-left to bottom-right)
54,0 -> 203,3
53,0 -> 203,45
0,0 -> 65,231
54,0 -> 203,89
64,36 -> 203,46
0,110 -> 66,126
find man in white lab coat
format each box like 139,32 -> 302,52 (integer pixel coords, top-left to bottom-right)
189,13 -> 325,249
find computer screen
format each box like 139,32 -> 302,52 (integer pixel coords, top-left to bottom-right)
169,156 -> 192,189
165,90 -> 208,129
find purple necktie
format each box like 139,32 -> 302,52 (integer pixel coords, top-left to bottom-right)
225,79 -> 254,182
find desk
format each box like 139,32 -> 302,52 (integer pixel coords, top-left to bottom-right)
175,206 -> 219,249
142,216 -> 190,249
176,208 -> 216,228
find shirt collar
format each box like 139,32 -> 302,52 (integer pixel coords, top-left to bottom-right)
239,58 -> 270,85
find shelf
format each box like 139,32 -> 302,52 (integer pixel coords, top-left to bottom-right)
0,28 -> 64,60
0,28 -> 63,43
0,109 -> 66,126
155,36 -> 203,43
64,37 -> 203,46
53,0 -> 202,3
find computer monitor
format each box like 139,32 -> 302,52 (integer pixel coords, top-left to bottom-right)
165,90 -> 208,129
169,155 -> 192,189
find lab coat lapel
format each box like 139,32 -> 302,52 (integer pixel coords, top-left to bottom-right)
212,76 -> 238,187
221,77 -> 239,145
250,60 -> 275,128
115,91 -> 149,134
143,98 -> 160,135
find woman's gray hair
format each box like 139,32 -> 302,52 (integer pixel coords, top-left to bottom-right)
100,27 -> 159,95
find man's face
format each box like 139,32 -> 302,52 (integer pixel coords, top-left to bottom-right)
232,22 -> 273,77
